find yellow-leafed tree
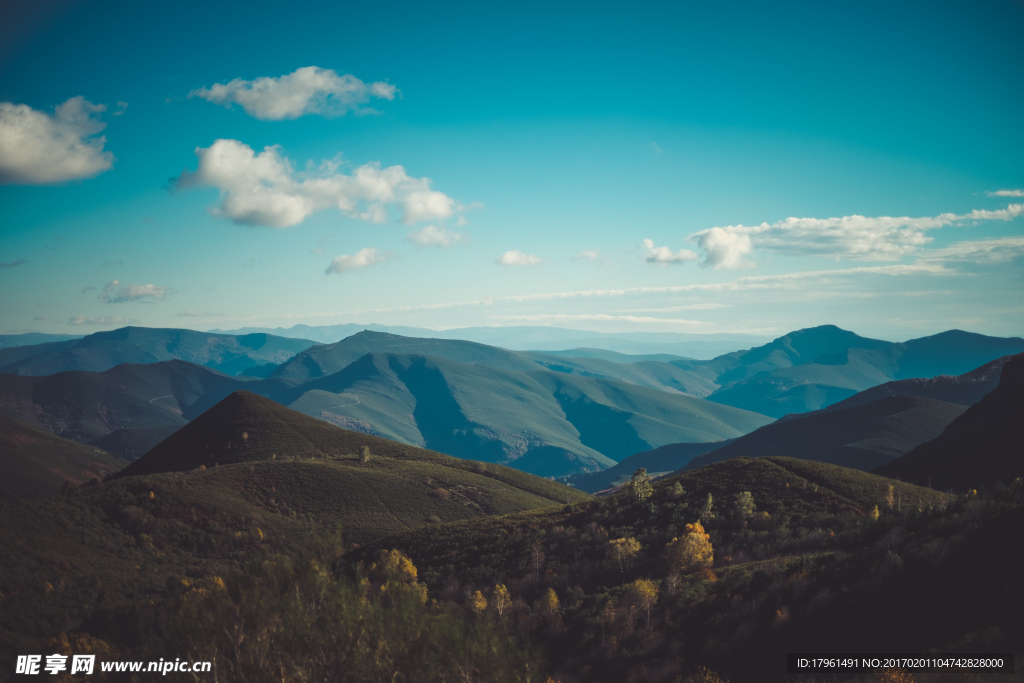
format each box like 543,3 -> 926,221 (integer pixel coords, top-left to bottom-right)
663,521 -> 713,574
605,537 -> 642,580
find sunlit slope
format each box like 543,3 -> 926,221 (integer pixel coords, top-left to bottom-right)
874,353 -> 1024,491
0,326 -> 317,376
0,414 -> 126,502
270,330 -> 540,380
266,353 -> 772,476
683,395 -> 968,473
523,352 -> 718,396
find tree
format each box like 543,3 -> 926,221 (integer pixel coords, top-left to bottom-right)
663,522 -> 713,574
360,446 -> 371,464
698,493 -> 715,522
494,584 -> 512,618
471,590 -> 487,616
624,578 -> 658,625
540,588 -> 561,622
733,491 -> 755,519
605,537 -> 642,579
624,468 -> 653,503
869,505 -> 880,521
671,481 -> 685,499
885,484 -> 894,510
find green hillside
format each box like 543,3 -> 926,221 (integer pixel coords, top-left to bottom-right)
0,414 -> 126,502
349,458 -> 1024,683
874,353 -> 1024,491
683,395 -> 968,473
0,326 -> 317,376
524,352 -> 719,396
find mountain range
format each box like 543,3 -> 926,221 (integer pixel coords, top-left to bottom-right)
0,327 -> 317,376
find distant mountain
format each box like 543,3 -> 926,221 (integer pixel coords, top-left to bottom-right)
524,348 -> 692,363
564,439 -> 735,493
0,360 -> 242,451
523,352 -> 718,396
698,326 -> 1024,417
0,414 -> 126,502
270,331 -> 539,380
0,326 -> 317,376
258,351 -> 771,476
873,353 -> 1024,491
0,333 -> 82,350
682,396 -> 968,473
212,324 -> 770,359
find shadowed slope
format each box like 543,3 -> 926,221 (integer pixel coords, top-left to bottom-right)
683,396 -> 968,473
874,353 -> 1024,491
0,414 -> 126,502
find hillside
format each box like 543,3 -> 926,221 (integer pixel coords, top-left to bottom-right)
350,457 -> 988,683
874,353 -> 1024,491
0,414 -> 126,502
258,352 -> 773,476
0,326 -> 317,376
0,333 -> 82,350
564,439 -> 735,493
525,348 -> 692,364
682,395 -> 967,473
524,352 -> 719,396
0,360 -> 242,451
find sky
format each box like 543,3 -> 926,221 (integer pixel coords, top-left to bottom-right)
1,0 -> 1022,342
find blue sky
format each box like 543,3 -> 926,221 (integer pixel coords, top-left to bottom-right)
1,0 -> 1022,341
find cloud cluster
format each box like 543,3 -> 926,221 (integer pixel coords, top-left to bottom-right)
406,225 -> 467,248
688,203 -> 1024,269
175,139 -> 459,228
641,238 -> 698,265
325,247 -> 391,274
497,250 -> 542,267
0,97 -> 113,185
189,66 -> 397,120
176,310 -> 226,317
987,190 -> 1024,198
68,316 -> 138,326
98,280 -> 172,303
920,236 -> 1024,264
572,249 -> 600,261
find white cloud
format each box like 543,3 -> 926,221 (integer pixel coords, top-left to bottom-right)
325,247 -> 391,274
33,315 -> 49,321
986,190 -> 1024,198
919,237 -> 1024,264
694,228 -> 754,269
175,139 -> 460,227
0,97 -> 113,185
68,316 -> 138,326
175,310 -> 226,317
98,281 -> 172,303
497,250 -> 542,267
641,238 -> 698,265
688,203 -> 1024,268
572,249 -> 600,261
189,66 -> 398,120
406,225 -> 467,248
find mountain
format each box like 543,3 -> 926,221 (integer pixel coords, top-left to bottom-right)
873,353 -> 1024,491
256,352 -> 772,476
213,324 -> 770,359
682,395 -> 968,473
564,439 -> 735,493
0,360 -> 242,452
270,331 -> 540,380
697,325 -> 1024,417
523,352 -> 718,396
0,326 -> 318,376
0,333 -> 82,350
0,414 -> 126,502
524,348 -> 692,363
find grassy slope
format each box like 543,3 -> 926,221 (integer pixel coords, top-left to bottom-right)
0,415 -> 126,502
683,396 -> 968,473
